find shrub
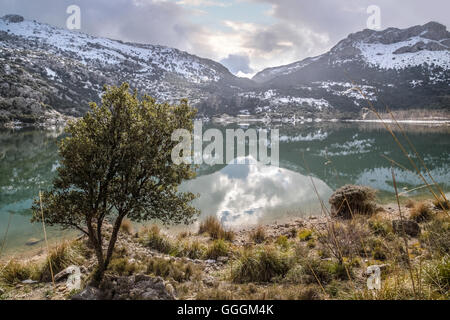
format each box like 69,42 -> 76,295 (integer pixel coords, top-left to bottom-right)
298,229 -> 313,241
141,225 -> 176,254
120,219 -> 134,235
275,235 -> 289,250
231,246 -> 293,283
31,83 -> 199,282
40,241 -> 84,282
178,240 -> 206,260
433,198 -> 450,211
298,257 -> 332,285
421,218 -> 450,256
198,216 -> 235,241
329,185 -> 377,219
368,217 -> 392,236
205,239 -> 229,260
317,221 -> 369,263
0,260 -> 40,285
109,258 -> 142,276
249,226 -> 266,244
147,258 -> 196,282
424,255 -> 450,295
410,202 -> 432,223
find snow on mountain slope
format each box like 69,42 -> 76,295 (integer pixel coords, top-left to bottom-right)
252,56 -> 322,83
0,16 -> 224,84
355,36 -> 450,71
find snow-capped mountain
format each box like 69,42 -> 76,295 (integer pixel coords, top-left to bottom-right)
0,14 -> 253,124
249,22 -> 449,118
0,15 -> 449,126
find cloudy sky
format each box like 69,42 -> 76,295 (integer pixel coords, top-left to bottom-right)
1,0 -> 448,77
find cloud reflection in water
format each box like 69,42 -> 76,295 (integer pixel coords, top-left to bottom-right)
183,157 -> 333,228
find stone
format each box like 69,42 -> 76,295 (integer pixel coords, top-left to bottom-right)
54,265 -> 80,282
25,238 -> 42,246
393,220 -> 421,237
21,279 -> 38,284
72,275 -> 176,300
217,256 -> 228,263
71,286 -> 101,300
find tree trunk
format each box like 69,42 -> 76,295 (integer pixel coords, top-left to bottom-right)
103,215 -> 125,274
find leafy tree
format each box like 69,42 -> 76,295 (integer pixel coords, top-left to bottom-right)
32,83 -> 199,282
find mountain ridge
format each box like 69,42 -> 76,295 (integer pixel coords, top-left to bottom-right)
0,15 -> 449,126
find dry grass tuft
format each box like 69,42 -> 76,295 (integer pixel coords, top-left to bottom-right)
433,198 -> 450,211
410,202 -> 433,223
249,225 -> 266,244
198,216 -> 235,241
120,219 -> 134,235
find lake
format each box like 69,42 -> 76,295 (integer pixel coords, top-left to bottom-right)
1,122 -> 449,259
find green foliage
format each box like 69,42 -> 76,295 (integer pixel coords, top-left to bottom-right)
0,260 -> 40,285
298,229 -> 313,242
147,258 -> 196,282
368,217 -> 393,236
424,255 -> 450,295
109,258 -> 142,276
275,235 -> 289,250
141,225 -> 176,255
31,83 -> 199,279
205,239 -> 229,260
231,246 -> 293,283
40,241 -> 85,282
178,240 -> 206,260
421,218 -> 450,256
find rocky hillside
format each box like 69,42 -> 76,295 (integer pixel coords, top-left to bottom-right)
250,22 -> 450,119
0,15 -> 449,125
0,14 -> 254,125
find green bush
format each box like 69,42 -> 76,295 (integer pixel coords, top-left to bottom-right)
147,258 -> 196,282
0,260 -> 40,285
424,255 -> 450,295
205,239 -> 229,260
231,246 -> 293,283
109,258 -> 142,276
142,225 -> 176,254
298,229 -> 313,242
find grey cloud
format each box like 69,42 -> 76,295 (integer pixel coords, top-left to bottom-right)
220,54 -> 253,74
0,0 -> 204,51
250,0 -> 450,48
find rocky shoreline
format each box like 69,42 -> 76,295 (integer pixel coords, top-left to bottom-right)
1,189 -> 448,300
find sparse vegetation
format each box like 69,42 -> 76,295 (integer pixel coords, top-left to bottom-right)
410,202 -> 433,223
205,239 -> 229,260
298,229 -> 313,241
231,246 -> 293,283
433,197 -> 450,211
198,216 -> 235,241
120,219 -> 134,235
249,226 -> 266,244
147,258 -> 197,283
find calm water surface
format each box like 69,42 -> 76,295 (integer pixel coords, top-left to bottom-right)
1,123 -> 449,258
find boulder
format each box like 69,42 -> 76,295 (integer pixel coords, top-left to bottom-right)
392,220 -> 421,237
73,275 -> 175,300
71,286 -> 101,301
329,185 -> 377,219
